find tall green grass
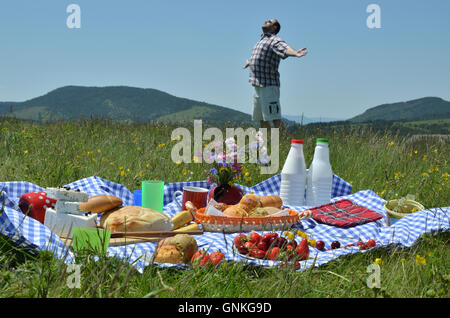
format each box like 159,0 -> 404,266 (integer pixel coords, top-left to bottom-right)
0,118 -> 449,298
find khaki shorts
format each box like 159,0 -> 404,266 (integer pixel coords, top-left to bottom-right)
252,86 -> 282,122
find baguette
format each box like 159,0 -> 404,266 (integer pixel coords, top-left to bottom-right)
79,195 -> 123,213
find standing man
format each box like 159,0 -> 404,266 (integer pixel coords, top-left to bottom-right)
243,19 -> 308,130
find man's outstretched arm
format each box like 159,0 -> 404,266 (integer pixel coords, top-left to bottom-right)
285,47 -> 308,58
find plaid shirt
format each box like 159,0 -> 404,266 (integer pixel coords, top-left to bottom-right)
248,33 -> 290,87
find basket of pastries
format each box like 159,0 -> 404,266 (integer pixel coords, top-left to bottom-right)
190,194 -> 312,233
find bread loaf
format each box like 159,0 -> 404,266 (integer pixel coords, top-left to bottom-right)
79,195 -> 123,213
260,195 -> 283,209
99,206 -> 173,232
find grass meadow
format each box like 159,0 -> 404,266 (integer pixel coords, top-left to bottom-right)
0,117 -> 449,298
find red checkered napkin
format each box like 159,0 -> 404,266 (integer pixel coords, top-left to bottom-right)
311,199 -> 382,228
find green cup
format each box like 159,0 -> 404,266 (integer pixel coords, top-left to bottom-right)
141,180 -> 164,212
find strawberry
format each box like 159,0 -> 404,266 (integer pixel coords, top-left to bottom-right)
257,240 -> 269,252
295,238 -> 310,260
234,234 -> 248,248
209,251 -> 225,266
248,232 -> 262,245
266,247 -> 281,260
191,250 -> 211,267
366,239 -> 376,248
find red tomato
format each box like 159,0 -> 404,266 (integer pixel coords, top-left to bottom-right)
234,234 -> 248,248
248,232 -> 262,244
209,251 -> 225,266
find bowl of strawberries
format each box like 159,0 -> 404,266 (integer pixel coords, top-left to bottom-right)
232,231 -> 312,266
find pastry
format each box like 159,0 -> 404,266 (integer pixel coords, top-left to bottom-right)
153,245 -> 184,264
99,205 -> 173,232
79,195 -> 123,213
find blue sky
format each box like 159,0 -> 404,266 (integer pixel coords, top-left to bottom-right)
0,0 -> 449,119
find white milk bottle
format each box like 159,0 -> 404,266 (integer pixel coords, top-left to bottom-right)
306,138 -> 333,206
279,140 -> 307,206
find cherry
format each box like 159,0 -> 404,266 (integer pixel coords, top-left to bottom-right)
315,240 -> 325,250
331,241 -> 341,249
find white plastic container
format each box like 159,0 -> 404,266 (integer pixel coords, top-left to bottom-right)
306,138 -> 333,207
279,139 -> 307,206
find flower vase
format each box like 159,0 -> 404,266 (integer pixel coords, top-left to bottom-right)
208,184 -> 244,205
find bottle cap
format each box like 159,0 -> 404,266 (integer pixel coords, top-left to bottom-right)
316,138 -> 329,143
291,139 -> 304,144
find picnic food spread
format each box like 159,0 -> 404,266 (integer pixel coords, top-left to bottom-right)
222,194 -> 283,217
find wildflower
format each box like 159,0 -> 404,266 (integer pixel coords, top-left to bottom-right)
146,163 -> 150,168
92,158 -> 96,162
415,254 -> 426,265
119,166 -> 124,170
193,156 -> 199,163
284,232 -> 294,241
2,127 -> 8,131
413,150 -> 418,154
374,258 -> 383,265
182,169 -> 189,175
138,171 -> 143,177
120,170 -> 125,176
210,167 -> 218,175
427,251 -> 432,257
137,147 -> 141,151
158,143 -> 166,148
434,148 -> 438,154
24,150 -> 29,154
175,160 -> 181,165
388,141 -> 394,146
422,172 -> 429,178
97,149 -> 101,153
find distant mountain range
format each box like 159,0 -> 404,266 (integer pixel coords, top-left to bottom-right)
283,115 -> 344,125
0,86 -> 252,124
349,97 -> 450,123
0,86 -> 449,125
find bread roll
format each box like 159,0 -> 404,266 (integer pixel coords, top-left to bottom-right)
99,206 -> 173,232
153,245 -> 184,264
239,194 -> 261,212
223,204 -> 248,217
79,195 -> 123,213
260,195 -> 282,209
156,234 -> 198,263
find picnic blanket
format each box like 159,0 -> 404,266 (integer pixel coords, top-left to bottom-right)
1,174 -> 449,273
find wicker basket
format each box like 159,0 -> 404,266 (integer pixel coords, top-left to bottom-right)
384,199 -> 425,226
194,209 -> 311,233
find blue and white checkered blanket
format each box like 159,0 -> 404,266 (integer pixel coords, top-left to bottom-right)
1,174 -> 448,273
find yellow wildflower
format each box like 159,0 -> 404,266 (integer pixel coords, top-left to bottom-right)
422,172 -> 429,178
119,166 -> 124,170
2,127 -> 8,131
175,160 -> 181,165
193,156 -> 199,163
146,163 -> 150,168
158,143 -> 166,148
415,254 -> 426,265
97,149 -> 101,153
374,258 -> 383,265
388,141 -> 394,146
24,150 -> 29,155
413,150 -> 418,154
182,168 -> 189,175
120,170 -> 125,176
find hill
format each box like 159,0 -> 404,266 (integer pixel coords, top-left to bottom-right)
0,86 -> 252,124
349,97 -> 450,123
